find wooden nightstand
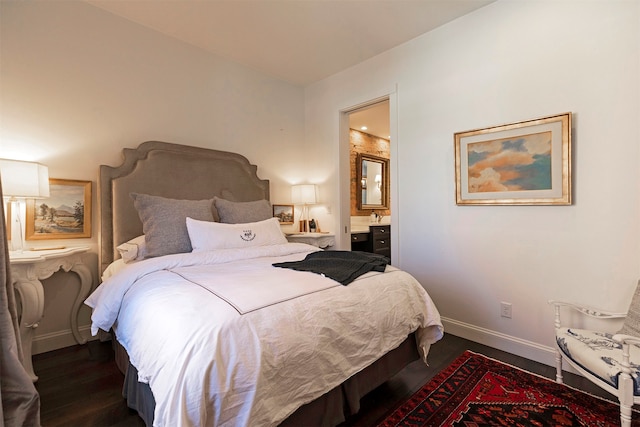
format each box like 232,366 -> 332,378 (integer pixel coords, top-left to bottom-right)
286,233 -> 335,249
9,246 -> 92,381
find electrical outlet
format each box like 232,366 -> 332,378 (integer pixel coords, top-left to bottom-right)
500,302 -> 512,318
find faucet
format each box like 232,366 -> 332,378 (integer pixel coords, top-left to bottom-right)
370,211 -> 384,223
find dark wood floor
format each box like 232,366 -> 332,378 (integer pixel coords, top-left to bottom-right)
34,333 -> 614,427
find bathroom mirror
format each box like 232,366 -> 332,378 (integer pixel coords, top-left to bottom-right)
357,153 -> 389,210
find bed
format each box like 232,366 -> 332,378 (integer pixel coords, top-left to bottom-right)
85,141 -> 444,426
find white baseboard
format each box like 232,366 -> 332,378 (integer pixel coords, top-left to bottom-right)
441,317 -> 559,368
31,319 -> 571,373
32,326 -> 97,355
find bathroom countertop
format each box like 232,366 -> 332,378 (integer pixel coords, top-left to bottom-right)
350,226 -> 370,234
350,216 -> 390,234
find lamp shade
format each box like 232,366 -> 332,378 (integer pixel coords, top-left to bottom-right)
291,184 -> 317,205
0,158 -> 50,198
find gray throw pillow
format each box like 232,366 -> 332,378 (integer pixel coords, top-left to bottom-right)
618,279 -> 640,337
131,193 -> 214,258
214,197 -> 272,224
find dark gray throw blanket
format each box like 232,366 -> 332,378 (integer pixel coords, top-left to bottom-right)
273,251 -> 390,285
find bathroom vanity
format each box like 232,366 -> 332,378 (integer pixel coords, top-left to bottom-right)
351,224 -> 390,259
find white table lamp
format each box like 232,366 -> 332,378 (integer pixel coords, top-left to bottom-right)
291,184 -> 317,232
0,159 -> 50,252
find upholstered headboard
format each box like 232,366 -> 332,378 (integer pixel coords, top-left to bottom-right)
99,141 -> 270,274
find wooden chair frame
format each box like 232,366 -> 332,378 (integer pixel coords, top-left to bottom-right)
550,300 -> 639,427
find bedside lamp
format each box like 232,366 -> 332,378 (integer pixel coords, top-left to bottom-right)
291,184 -> 317,233
0,159 -> 50,252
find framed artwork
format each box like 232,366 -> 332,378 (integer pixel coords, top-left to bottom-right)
273,204 -> 294,224
455,112 -> 572,206
26,179 -> 92,239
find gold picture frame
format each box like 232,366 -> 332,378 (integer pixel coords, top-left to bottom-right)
273,204 -> 294,225
26,178 -> 92,239
455,112 -> 572,206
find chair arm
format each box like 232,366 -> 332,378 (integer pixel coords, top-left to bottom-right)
549,300 -> 627,329
612,333 -> 640,346
612,334 -> 639,381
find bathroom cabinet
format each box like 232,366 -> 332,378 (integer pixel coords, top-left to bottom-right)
351,224 -> 390,259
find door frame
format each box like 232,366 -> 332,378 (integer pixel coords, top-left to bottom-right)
338,90 -> 399,265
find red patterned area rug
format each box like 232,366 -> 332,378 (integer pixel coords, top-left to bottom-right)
378,350 -> 639,427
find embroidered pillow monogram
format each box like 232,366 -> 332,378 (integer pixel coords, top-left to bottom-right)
241,230 -> 256,242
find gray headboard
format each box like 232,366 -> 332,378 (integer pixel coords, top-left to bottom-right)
99,141 -> 270,274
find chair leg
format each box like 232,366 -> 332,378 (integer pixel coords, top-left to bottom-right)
617,340 -> 635,427
554,347 -> 564,384
620,402 -> 632,427
618,372 -> 634,427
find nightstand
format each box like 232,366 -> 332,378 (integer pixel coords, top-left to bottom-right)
9,246 -> 92,381
286,233 -> 335,249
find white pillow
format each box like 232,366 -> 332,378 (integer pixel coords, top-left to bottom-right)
116,235 -> 147,263
186,217 -> 287,251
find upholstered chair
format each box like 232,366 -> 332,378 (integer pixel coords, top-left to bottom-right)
550,281 -> 640,427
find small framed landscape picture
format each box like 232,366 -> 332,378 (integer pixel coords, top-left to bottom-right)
273,204 -> 294,225
454,112 -> 572,206
26,178 -> 92,239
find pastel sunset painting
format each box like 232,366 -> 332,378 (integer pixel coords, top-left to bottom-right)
467,131 -> 552,193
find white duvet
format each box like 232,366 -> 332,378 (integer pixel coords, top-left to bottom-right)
85,243 -> 443,427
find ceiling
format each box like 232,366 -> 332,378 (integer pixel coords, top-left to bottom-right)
349,100 -> 390,140
85,0 -> 495,87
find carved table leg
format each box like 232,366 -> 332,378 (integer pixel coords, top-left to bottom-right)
9,246 -> 92,382
13,278 -> 45,382
69,262 -> 92,345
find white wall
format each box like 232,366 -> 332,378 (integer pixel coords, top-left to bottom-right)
305,0 -> 640,365
1,1 -> 307,352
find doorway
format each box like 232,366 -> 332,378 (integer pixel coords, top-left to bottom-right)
348,100 -> 391,218
339,97 -> 395,260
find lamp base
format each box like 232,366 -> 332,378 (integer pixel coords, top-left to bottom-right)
7,199 -> 26,253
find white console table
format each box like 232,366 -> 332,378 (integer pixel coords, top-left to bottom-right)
9,246 -> 92,381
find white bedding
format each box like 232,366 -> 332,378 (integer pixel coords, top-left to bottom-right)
85,243 -> 443,427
